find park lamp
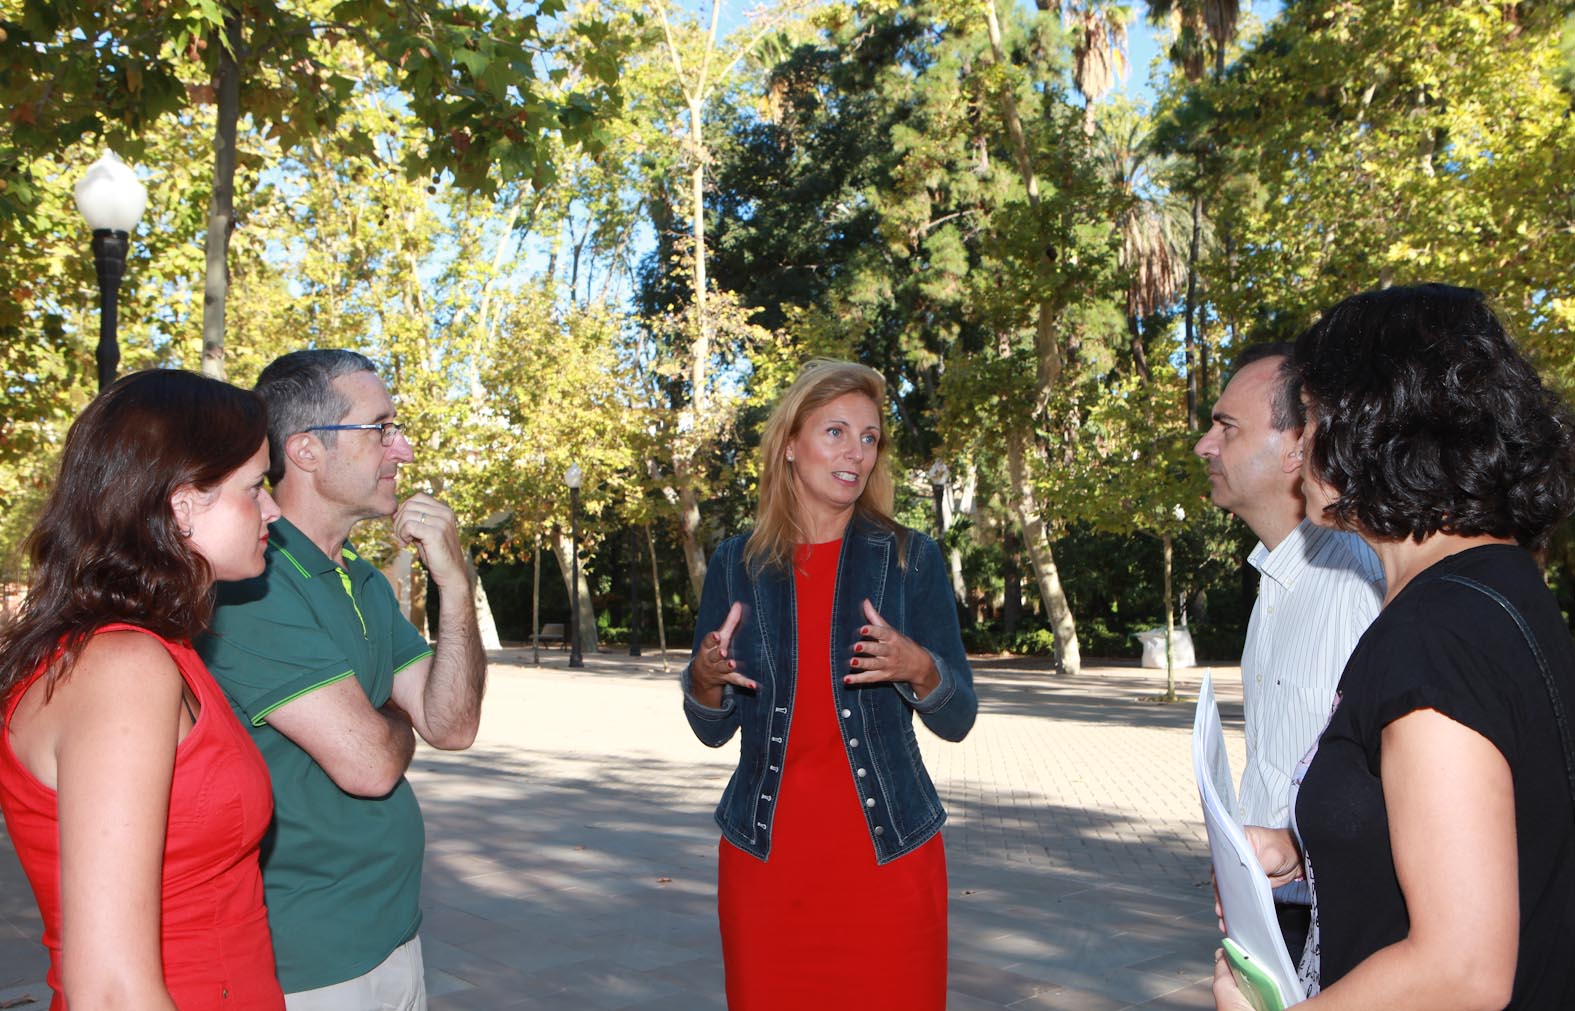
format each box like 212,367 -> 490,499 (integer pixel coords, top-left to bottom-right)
565,462 -> 585,668
74,151 -> 148,391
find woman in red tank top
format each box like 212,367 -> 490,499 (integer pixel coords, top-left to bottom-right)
684,361 -> 977,1009
0,370 -> 285,1010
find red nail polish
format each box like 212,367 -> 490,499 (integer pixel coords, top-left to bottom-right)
843,676 -> 853,685
850,658 -> 859,667
853,643 -> 863,653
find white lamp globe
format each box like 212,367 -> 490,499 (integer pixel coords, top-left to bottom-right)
74,151 -> 147,233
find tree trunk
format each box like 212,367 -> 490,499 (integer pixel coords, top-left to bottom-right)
982,0 -> 1081,673
646,523 -> 669,672
688,99 -> 710,404
1163,533 -> 1177,702
1006,429 -> 1080,675
673,457 -> 708,601
549,528 -> 598,655
937,482 -> 967,607
532,533 -> 542,667
1184,188 -> 1203,430
469,556 -> 501,650
1127,315 -> 1153,384
410,561 -> 428,637
200,10 -> 242,379
1002,526 -> 1022,637
627,526 -> 641,656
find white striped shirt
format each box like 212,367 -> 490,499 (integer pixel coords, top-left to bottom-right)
1238,518 -> 1385,828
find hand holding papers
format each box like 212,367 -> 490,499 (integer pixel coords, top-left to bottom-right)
1193,671 -> 1306,1010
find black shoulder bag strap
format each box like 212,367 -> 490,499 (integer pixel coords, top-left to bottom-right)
1440,573 -> 1575,819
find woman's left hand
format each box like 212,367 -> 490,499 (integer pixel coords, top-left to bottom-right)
846,599 -> 941,699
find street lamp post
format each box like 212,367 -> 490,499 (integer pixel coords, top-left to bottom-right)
566,463 -> 584,669
927,460 -> 950,540
74,152 -> 148,391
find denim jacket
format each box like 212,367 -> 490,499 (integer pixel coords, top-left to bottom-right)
682,513 -> 977,864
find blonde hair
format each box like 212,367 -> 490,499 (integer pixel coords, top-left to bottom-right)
745,359 -> 903,574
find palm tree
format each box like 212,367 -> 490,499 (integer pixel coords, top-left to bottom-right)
1061,1 -> 1133,135
1094,100 -> 1196,382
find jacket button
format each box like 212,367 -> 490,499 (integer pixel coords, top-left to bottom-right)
849,738 -> 859,748
857,768 -> 866,778
865,797 -> 876,808
841,708 -> 851,718
873,826 -> 885,836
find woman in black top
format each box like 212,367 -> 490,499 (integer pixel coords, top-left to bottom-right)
1214,285 -> 1575,1010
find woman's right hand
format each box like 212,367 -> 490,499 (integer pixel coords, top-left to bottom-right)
689,601 -> 756,706
1213,949 -> 1259,1011
1245,825 -> 1304,886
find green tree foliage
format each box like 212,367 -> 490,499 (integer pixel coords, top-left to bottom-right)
1204,1 -> 1575,382
0,0 -> 627,380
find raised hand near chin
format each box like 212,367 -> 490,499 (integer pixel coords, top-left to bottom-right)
392,493 -> 466,587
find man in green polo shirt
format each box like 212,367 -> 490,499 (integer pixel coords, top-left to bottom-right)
200,349 -> 487,1009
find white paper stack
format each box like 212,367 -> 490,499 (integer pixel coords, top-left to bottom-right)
1192,670 -> 1306,1008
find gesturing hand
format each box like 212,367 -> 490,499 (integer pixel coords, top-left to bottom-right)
845,599 -> 940,700
690,602 -> 756,707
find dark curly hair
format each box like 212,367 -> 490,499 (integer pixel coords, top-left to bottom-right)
0,369 -> 268,700
1294,283 -> 1575,550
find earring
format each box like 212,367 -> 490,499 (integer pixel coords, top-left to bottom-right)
179,526 -> 193,537
786,453 -> 795,463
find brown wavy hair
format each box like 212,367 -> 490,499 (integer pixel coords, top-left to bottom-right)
744,359 -> 904,574
0,369 -> 268,700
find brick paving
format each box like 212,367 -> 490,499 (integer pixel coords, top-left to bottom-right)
0,650 -> 1245,1010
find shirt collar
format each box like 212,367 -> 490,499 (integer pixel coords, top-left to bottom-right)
1249,516 -> 1337,589
267,516 -> 359,578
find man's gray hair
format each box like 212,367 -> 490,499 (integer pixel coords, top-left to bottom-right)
255,349 -> 378,484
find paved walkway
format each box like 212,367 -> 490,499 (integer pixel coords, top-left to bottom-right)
0,650 -> 1245,1010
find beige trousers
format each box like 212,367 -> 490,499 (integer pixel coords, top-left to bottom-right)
283,936 -> 426,1011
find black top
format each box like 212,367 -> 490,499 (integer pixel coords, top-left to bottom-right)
1296,545 -> 1575,1007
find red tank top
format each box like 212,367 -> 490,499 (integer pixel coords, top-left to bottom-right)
0,624 -> 283,1010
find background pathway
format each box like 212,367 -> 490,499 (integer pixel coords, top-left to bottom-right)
0,650 -> 1245,1010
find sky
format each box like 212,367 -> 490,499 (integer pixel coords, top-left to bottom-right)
1113,1 -> 1285,108
698,1 -> 1286,110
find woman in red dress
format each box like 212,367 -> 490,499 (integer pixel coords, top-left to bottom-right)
683,360 -> 977,1009
0,370 -> 286,1010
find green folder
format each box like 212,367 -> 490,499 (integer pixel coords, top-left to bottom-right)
1223,936 -> 1288,1011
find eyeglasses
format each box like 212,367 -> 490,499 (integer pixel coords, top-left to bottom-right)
304,421 -> 406,446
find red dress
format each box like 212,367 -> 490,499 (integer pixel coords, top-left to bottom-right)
718,540 -> 947,1010
0,624 -> 284,1010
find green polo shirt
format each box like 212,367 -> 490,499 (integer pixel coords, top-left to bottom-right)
198,517 -> 433,992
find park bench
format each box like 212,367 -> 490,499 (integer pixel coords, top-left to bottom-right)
537,622 -> 567,648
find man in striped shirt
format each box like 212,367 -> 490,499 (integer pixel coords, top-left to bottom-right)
1194,342 -> 1384,959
